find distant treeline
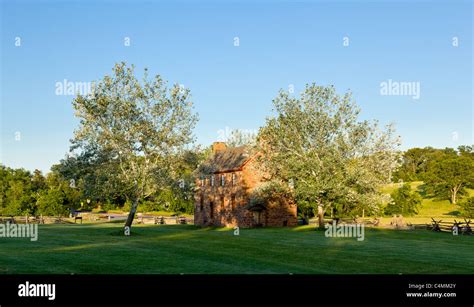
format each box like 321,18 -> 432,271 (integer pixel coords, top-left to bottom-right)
0,148 -> 208,217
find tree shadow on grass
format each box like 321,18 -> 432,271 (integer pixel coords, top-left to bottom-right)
446,211 -> 461,216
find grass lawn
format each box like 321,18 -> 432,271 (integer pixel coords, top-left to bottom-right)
0,223 -> 472,274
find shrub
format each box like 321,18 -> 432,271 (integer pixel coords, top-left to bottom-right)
385,184 -> 421,216
101,201 -> 116,212
139,200 -> 161,212
460,197 -> 474,218
122,200 -> 132,212
36,189 -> 68,217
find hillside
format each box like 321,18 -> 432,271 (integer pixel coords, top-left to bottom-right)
380,181 -> 473,224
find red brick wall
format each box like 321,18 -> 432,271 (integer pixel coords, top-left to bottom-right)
194,157 -> 297,228
194,170 -> 253,227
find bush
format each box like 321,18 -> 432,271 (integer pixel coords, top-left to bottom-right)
139,200 -> 161,212
385,184 -> 421,216
100,201 -> 118,212
155,189 -> 194,214
122,200 -> 132,212
460,197 -> 474,218
36,189 -> 68,217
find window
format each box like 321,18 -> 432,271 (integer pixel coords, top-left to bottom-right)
232,173 -> 236,185
231,195 -> 236,210
200,196 -> 204,212
210,202 -> 214,219
221,174 -> 225,186
210,175 -> 215,187
221,196 -> 225,209
201,178 -> 205,187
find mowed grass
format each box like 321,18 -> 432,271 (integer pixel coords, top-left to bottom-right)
0,223 -> 472,274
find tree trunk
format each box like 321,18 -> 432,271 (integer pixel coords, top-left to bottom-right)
317,205 -> 324,229
303,210 -> 310,225
451,189 -> 457,204
124,199 -> 139,228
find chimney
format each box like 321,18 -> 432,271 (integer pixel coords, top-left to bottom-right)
212,142 -> 227,154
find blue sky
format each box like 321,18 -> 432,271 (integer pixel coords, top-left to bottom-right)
1,0 -> 472,173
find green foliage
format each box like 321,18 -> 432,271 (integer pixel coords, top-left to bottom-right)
122,200 -> 132,212
154,188 -> 194,214
257,84 -> 400,218
0,166 -> 37,216
460,197 -> 474,218
36,171 -> 80,217
226,129 -> 257,148
36,189 -> 67,217
71,62 -> 199,223
100,200 -> 116,212
393,147 -> 458,182
53,147 -> 127,208
247,181 -> 290,211
423,152 -> 474,204
50,146 -> 204,215
0,165 -> 80,217
394,146 -> 474,205
385,184 -> 422,216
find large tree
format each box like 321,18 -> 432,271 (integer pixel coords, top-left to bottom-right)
257,84 -> 400,227
53,145 -> 128,209
225,129 -> 257,148
71,62 -> 198,232
393,147 -> 458,182
424,154 -> 474,204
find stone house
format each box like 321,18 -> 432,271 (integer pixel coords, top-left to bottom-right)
194,142 -> 297,228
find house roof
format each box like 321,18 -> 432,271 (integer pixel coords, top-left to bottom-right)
198,146 -> 252,174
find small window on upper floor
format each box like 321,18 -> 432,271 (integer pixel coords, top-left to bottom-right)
231,195 -> 236,210
210,175 -> 215,187
232,173 -> 236,186
221,174 -> 225,187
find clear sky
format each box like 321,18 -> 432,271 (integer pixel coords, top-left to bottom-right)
1,0 -> 472,173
